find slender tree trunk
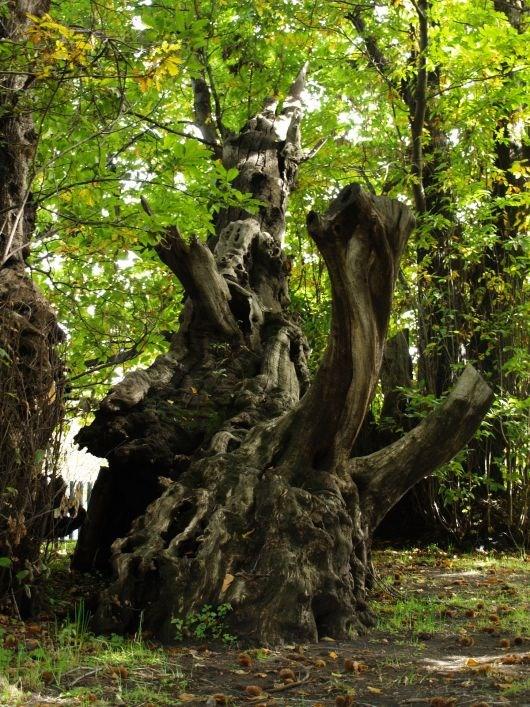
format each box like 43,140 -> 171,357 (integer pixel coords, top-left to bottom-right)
75,70 -> 492,644
0,1 -> 64,600
470,0 -> 529,479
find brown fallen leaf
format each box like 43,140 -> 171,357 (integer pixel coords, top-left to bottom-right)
500,654 -> 522,665
221,573 -> 235,594
367,686 -> 382,694
245,685 -> 263,697
465,658 -> 480,666
442,609 -> 457,619
417,631 -> 434,641
25,623 -> 43,635
458,636 -> 475,647
313,658 -> 326,668
278,668 -> 295,682
290,652 -> 306,662
238,653 -> 252,667
344,658 -> 368,673
328,650 -> 339,660
178,694 -> 198,703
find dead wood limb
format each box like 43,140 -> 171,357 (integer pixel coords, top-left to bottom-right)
351,364 -> 493,529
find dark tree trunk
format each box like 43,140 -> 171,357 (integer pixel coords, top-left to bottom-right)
74,70 -> 492,644
0,1 -> 64,600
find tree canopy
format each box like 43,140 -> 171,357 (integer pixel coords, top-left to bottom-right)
1,0 -> 529,595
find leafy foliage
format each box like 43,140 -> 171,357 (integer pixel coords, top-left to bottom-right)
5,0 -> 528,542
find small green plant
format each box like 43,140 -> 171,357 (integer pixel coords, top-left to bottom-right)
373,596 -> 442,637
171,603 -> 236,644
502,677 -> 530,696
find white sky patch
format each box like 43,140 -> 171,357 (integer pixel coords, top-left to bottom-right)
185,124 -> 203,139
112,366 -> 125,384
302,82 -> 324,114
512,119 -> 526,142
131,15 -> 150,30
49,254 -> 63,271
374,4 -> 389,19
122,168 -> 157,193
59,423 -> 102,484
117,251 -> 139,269
303,252 -> 319,264
174,172 -> 186,187
448,128 -> 460,145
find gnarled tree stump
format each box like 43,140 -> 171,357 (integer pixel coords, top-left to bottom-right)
74,68 -> 493,643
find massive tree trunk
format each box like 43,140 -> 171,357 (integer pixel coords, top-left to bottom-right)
74,69 -> 492,643
0,1 -> 64,600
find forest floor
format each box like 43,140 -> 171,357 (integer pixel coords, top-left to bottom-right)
0,545 -> 528,706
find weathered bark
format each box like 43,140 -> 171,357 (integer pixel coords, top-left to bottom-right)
353,365 -> 494,530
75,69 -> 492,644
0,1 -> 64,599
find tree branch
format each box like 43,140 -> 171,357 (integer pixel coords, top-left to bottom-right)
276,62 -> 307,150
204,61 -> 228,139
351,364 -> 494,529
156,226 -> 242,341
191,76 -> 222,151
287,185 -> 415,467
409,0 -> 428,214
127,110 -> 220,149
348,3 -> 429,213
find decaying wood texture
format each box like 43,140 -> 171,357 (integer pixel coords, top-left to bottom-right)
74,66 -> 493,643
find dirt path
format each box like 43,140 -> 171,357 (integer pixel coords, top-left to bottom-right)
0,547 -> 528,706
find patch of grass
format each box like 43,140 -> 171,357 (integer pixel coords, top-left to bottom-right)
60,685 -> 106,704
251,647 -> 274,661
501,676 -> 530,696
0,604 -> 183,706
450,553 -> 528,573
373,596 -> 442,637
0,677 -> 27,707
93,632 -> 173,669
121,684 -> 180,705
